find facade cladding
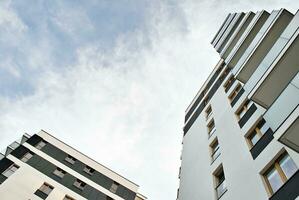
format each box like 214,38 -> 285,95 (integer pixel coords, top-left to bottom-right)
178,9 -> 299,200
0,130 -> 146,200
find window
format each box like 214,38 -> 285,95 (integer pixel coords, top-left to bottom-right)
2,164 -> 19,178
110,181 -> 119,193
65,155 -> 76,165
73,179 -> 86,190
229,84 -> 241,102
236,100 -> 254,120
263,152 -> 298,195
224,76 -> 234,92
63,195 -> 75,200
53,167 -> 66,178
247,119 -> 270,147
36,140 -> 46,150
210,139 -> 220,162
205,106 -> 213,120
214,167 -> 227,198
21,152 -> 33,162
83,165 -> 95,175
207,119 -> 216,136
35,183 -> 54,199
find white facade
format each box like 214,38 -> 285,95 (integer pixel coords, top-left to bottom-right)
179,9 -> 299,200
0,130 -> 146,200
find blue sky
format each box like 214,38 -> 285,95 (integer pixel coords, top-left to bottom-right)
0,0 -> 298,199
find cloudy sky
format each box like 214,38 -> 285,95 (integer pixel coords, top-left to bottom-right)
0,0 -> 298,199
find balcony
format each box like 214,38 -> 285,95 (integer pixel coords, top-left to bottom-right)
215,12 -> 245,53
233,9 -> 293,83
278,114 -> 299,153
226,11 -> 269,68
212,13 -> 236,47
246,11 -> 299,108
221,12 -> 255,59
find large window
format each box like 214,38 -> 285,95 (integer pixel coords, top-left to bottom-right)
35,183 -> 54,199
73,179 -> 86,190
247,119 -> 270,147
205,106 -> 213,120
228,84 -> 241,102
53,167 -> 66,178
210,139 -> 220,162
263,152 -> 298,194
21,152 -> 33,162
224,75 -> 235,92
2,164 -> 19,178
65,155 -> 76,165
35,140 -> 46,150
207,119 -> 216,137
236,100 -> 253,120
110,181 -> 120,193
83,165 -> 95,176
214,166 -> 227,199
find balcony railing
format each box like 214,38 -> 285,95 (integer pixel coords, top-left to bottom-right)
211,147 -> 221,163
216,181 -> 227,199
238,103 -> 257,128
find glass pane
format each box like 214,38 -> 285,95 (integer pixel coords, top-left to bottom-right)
250,131 -> 260,146
216,181 -> 227,198
266,168 -> 283,193
279,154 -> 298,179
2,169 -> 14,178
260,122 -> 269,134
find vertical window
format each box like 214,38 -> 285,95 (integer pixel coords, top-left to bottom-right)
224,75 -> 234,92
73,179 -> 86,190
207,119 -> 216,136
35,183 -> 54,199
63,195 -> 75,200
2,164 -> 19,178
53,167 -> 66,178
83,165 -> 95,175
65,155 -> 76,165
247,119 -> 270,147
21,152 -> 33,162
229,84 -> 241,102
214,167 -> 227,198
205,106 -> 213,120
210,139 -> 220,162
36,140 -> 46,150
110,181 -> 119,193
236,100 -> 253,120
263,152 -> 298,194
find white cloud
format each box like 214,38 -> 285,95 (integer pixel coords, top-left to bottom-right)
0,1 -> 299,199
0,0 -> 27,45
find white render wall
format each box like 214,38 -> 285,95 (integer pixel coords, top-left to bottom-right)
179,70 -> 299,200
0,154 -> 86,200
38,130 -> 139,193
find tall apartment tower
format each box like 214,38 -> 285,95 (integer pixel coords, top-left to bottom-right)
178,9 -> 299,200
0,130 -> 146,200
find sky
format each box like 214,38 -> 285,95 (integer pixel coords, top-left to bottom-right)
0,0 -> 298,199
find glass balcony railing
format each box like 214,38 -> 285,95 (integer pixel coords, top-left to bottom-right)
211,147 -> 221,162
216,181 -> 227,199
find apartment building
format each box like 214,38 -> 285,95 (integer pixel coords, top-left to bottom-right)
0,130 -> 146,200
178,8 -> 299,200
